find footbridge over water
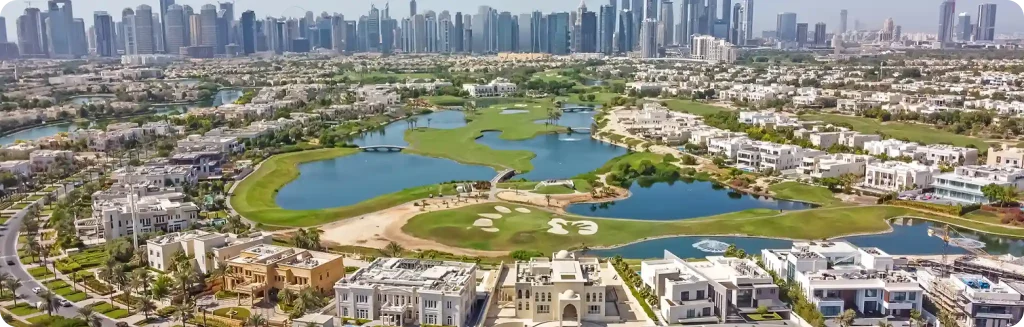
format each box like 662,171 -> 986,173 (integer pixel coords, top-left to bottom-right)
561,106 -> 595,113
359,145 -> 407,152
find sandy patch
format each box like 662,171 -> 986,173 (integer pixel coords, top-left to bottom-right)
515,104 -> 528,107
547,218 -> 570,235
481,228 -> 500,233
546,218 -> 598,235
575,221 -> 598,235
479,213 -> 503,219
494,206 -> 512,213
473,219 -> 494,227
515,208 -> 531,213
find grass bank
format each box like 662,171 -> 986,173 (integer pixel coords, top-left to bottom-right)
404,101 -> 564,172
801,113 -> 993,150
229,148 -> 457,227
665,100 -> 732,116
768,182 -> 840,206
402,203 -> 1024,252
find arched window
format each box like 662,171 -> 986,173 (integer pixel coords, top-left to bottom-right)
526,290 -> 531,298
517,289 -> 522,299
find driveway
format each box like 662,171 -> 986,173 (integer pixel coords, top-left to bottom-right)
0,210 -> 121,327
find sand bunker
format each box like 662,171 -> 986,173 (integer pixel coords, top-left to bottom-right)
473,219 -> 494,227
481,228 -> 500,233
494,206 -> 512,213
546,218 -> 598,235
479,213 -> 503,219
515,208 -> 531,213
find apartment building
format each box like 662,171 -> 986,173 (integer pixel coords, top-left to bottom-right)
146,230 -> 271,273
462,78 -> 517,97
933,165 -> 1024,204
988,146 -> 1024,169
226,244 -> 345,299
0,143 -> 39,157
802,153 -> 873,178
176,135 -> 244,154
335,258 -> 477,326
917,268 -> 1024,327
736,142 -> 809,172
169,152 -> 226,178
112,165 -> 198,187
504,250 -> 620,325
762,241 -> 923,318
708,137 -> 751,160
29,150 -> 74,173
838,132 -> 883,149
0,160 -> 32,177
862,161 -> 941,191
643,252 -> 788,324
78,188 -> 199,241
864,140 -> 919,158
917,145 -> 979,166
738,111 -> 799,128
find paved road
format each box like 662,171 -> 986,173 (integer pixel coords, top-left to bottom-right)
0,209 -> 121,327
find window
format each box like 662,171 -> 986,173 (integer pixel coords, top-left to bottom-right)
756,289 -> 762,295
865,289 -> 878,298
445,316 -> 453,326
446,301 -> 453,309
586,293 -> 591,302
687,309 -> 696,318
518,302 -> 522,310
342,293 -> 348,302
588,305 -> 600,314
425,300 -> 438,309
893,292 -> 908,302
681,291 -> 689,300
909,292 -> 917,301
537,305 -> 549,313
517,290 -> 522,299
525,302 -> 529,310
356,295 -> 368,303
821,306 -> 841,317
425,315 -> 437,325
702,308 -> 711,316
696,290 -> 704,299
342,308 -> 348,317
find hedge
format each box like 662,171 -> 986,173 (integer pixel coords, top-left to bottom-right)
887,200 -> 967,216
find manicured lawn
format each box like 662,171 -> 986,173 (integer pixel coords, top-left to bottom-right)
230,148 -> 462,227
665,100 -> 732,116
404,102 -> 564,172
104,309 -> 130,319
768,182 -> 839,206
63,291 -> 90,302
213,307 -> 251,321
27,266 -> 54,279
423,95 -> 467,106
402,202 -> 1024,252
9,203 -> 29,210
802,113 -> 992,150
496,181 -> 540,190
4,303 -> 40,316
557,92 -> 622,105
534,185 -> 576,194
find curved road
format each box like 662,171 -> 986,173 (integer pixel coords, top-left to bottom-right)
0,209 -> 120,327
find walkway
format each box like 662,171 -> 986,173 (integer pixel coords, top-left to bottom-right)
489,169 -> 516,197
358,145 -> 407,152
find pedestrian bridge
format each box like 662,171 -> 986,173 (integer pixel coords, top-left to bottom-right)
561,107 -> 595,113
359,145 -> 407,152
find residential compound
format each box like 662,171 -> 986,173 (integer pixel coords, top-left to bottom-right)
335,258 -> 478,326
226,244 -> 345,299
462,78 -> 518,97
918,269 -> 1024,327
933,165 -> 1024,203
864,139 -> 979,165
76,184 -> 199,241
862,161 -> 943,192
762,242 -> 923,318
146,230 -> 271,273
642,251 -> 788,324
988,146 -> 1024,169
503,250 -> 621,325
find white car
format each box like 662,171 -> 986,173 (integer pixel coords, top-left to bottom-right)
31,287 -> 41,294
59,299 -> 71,307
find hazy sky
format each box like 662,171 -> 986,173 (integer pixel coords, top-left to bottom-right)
2,0 -> 1024,44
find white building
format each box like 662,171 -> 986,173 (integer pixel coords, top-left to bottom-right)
29,150 -> 74,173
176,135 -> 244,154
736,142 -> 809,172
864,139 -> 919,158
642,251 -> 789,324
690,35 -> 738,63
146,230 -> 271,273
77,187 -> 199,241
762,241 -> 923,318
933,165 -> 1024,204
988,146 -> 1024,169
504,250 -> 620,325
738,111 -> 799,128
917,269 -> 1024,327
112,165 -> 198,187
462,78 -> 517,97
916,144 -> 979,166
862,161 -> 940,191
802,153 -> 873,178
0,160 -> 32,177
335,258 -> 477,327
708,137 -> 752,160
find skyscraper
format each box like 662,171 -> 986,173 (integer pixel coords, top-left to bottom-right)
955,13 -> 971,41
839,9 -> 847,33
410,0 -> 417,17
454,12 -> 464,52
617,9 -> 633,53
632,0 -> 643,41
975,3 -> 996,41
657,0 -> 673,47
599,5 -> 615,54
776,12 -> 797,41
937,0 -> 956,47
133,4 -> 156,54
683,0 -> 704,45
159,0 -> 174,52
518,13 -> 532,52
122,8 -> 138,54
644,0 -> 657,20
165,4 -> 185,54
183,5 -> 194,46
639,18 -> 657,58
241,10 -> 255,54
199,4 -> 217,48
0,17 -> 7,43
497,11 -> 514,52
547,12 -> 569,55
813,22 -> 826,46
795,23 -> 807,47
368,5 -> 381,52
730,3 -> 742,43
17,8 -> 46,56
46,0 -> 75,57
580,10 -> 597,52
70,18 -> 87,56
880,17 -> 895,42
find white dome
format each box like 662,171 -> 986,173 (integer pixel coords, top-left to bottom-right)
562,289 -> 576,298
555,250 -> 570,259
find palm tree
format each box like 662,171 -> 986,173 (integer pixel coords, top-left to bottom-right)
545,194 -> 552,206
150,275 -> 171,305
139,298 -> 157,320
910,309 -> 924,327
176,301 -> 196,327
89,313 -> 103,327
305,228 -> 323,250
4,277 -> 21,307
38,290 -> 56,316
130,269 -> 152,311
0,272 -> 9,298
381,241 -> 404,257
834,309 -> 856,327
77,306 -> 95,320
877,321 -> 893,327
246,313 -> 268,327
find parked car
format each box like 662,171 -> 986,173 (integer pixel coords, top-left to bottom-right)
5,259 -> 14,266
31,287 -> 41,294
59,299 -> 71,307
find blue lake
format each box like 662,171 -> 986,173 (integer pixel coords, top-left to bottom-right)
591,218 -> 1024,259
0,122 -> 79,146
475,130 -> 625,181
69,95 -> 116,105
354,110 -> 467,147
566,180 -> 812,220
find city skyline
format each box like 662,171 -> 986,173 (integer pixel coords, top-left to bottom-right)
3,0 -> 1024,43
